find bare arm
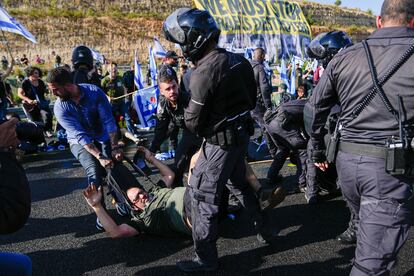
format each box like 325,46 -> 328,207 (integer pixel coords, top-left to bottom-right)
84,143 -> 113,169
83,184 -> 138,238
138,146 -> 175,187
188,150 -> 201,186
109,131 -> 123,161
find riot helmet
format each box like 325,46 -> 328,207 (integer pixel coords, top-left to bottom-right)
307,31 -> 353,68
71,45 -> 93,70
163,8 -> 221,62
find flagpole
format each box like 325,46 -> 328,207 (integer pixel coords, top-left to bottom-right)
1,29 -> 14,62
133,49 -> 137,92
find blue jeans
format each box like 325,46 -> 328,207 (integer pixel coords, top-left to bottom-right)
70,141 -> 123,204
0,252 -> 32,276
70,140 -> 111,187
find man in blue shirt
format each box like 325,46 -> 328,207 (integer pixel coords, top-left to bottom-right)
46,67 -> 125,230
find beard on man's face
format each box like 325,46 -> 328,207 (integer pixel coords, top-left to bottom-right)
59,88 -> 72,101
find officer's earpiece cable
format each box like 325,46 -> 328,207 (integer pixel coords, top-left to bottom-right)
352,42 -> 414,120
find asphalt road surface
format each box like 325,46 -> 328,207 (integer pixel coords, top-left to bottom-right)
1,143 -> 414,276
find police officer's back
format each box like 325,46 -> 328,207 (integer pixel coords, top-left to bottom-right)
305,1 -> 414,274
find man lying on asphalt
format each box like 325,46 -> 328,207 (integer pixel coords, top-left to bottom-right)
83,146 -> 285,238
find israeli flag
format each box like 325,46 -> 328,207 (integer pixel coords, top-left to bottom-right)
148,45 -> 157,85
0,7 -> 37,43
154,37 -> 166,58
290,57 -> 296,95
134,50 -> 144,89
90,48 -> 104,64
311,59 -> 319,72
244,48 -> 253,60
133,86 -> 159,128
280,59 -> 290,91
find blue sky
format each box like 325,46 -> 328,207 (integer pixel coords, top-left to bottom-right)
310,0 -> 382,15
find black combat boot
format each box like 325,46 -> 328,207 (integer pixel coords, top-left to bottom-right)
336,224 -> 357,244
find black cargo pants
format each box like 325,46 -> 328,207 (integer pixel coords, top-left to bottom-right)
265,117 -> 307,188
336,151 -> 414,275
188,131 -> 262,266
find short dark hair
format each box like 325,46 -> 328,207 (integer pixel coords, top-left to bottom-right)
158,67 -> 176,84
381,0 -> 414,25
46,67 -> 73,86
254,47 -> 265,55
25,66 -> 42,78
110,61 -> 118,67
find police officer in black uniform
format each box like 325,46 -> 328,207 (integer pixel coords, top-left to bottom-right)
163,8 -> 277,272
158,52 -> 180,156
149,68 -> 202,186
265,99 -> 308,189
71,45 -> 101,88
304,1 -> 414,274
250,47 -> 277,157
306,31 -> 358,242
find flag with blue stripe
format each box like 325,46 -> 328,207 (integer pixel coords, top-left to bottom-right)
133,86 -> 159,128
134,51 -> 144,89
154,37 -> 166,58
148,45 -> 157,85
280,59 -> 290,91
0,7 -> 36,43
91,48 -> 104,64
290,57 -> 296,95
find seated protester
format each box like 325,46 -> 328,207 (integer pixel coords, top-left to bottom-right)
83,146 -> 286,238
150,68 -> 202,187
296,85 -> 307,100
271,83 -> 292,109
17,66 -> 54,137
264,99 -> 308,194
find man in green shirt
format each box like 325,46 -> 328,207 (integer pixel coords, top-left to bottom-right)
83,147 -> 285,238
101,62 -> 128,139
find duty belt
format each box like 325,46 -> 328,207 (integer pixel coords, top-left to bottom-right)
338,141 -> 387,159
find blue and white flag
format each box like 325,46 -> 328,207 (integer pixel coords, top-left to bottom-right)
280,58 -> 290,91
134,50 -> 144,89
311,59 -> 319,72
154,37 -> 167,58
148,45 -> 157,85
0,7 -> 36,43
263,60 -> 273,81
290,57 -> 296,95
133,86 -> 159,128
91,48 -> 104,64
244,48 -> 253,60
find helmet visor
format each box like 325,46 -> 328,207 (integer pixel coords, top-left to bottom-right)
163,8 -> 191,44
308,32 -> 327,59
